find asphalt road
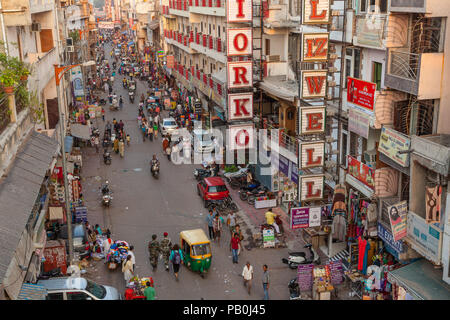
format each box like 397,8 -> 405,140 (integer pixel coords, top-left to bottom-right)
80,42 -> 298,300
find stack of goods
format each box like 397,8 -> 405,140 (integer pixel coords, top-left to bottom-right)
125,277 -> 154,300
106,240 -> 130,265
312,266 -> 334,300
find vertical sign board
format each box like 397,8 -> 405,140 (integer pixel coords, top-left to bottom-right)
228,93 -> 253,121
302,33 -> 329,61
303,0 -> 330,24
299,175 -> 324,201
388,200 -> 408,242
297,264 -> 314,291
301,70 -> 328,99
299,106 -> 326,135
227,28 -> 253,56
263,228 -> 275,248
227,61 -> 253,89
227,0 -> 253,23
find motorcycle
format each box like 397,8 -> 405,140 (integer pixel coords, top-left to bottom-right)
281,244 -> 321,269
38,267 -> 63,280
103,150 -> 112,165
288,278 -> 301,300
238,181 -> 261,201
193,166 -> 217,181
151,161 -> 160,179
129,91 -> 135,103
245,186 -> 268,205
102,193 -> 112,207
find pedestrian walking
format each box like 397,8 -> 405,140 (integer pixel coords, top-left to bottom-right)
122,255 -> 134,284
169,244 -> 184,281
119,96 -> 123,109
142,123 -> 147,142
148,234 -> 160,271
126,134 -> 131,146
102,235 -> 113,259
227,211 -> 237,236
101,107 -> 105,121
213,214 -> 222,245
128,245 -> 136,272
113,138 -> 119,154
234,224 -> 244,255
104,82 -> 109,93
94,135 -> 100,153
153,122 -> 158,139
148,125 -> 154,141
160,232 -> 172,271
242,262 -> 253,295
119,138 -> 125,156
230,232 -> 242,264
143,281 -> 156,300
262,264 -> 270,300
205,210 -> 215,240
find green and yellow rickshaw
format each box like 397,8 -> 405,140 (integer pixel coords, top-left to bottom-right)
180,229 -> 212,277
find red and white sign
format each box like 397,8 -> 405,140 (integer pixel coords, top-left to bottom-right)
300,142 -> 325,169
302,33 -> 329,61
299,106 -> 326,134
228,93 -> 253,121
299,175 -> 324,201
303,0 -> 330,24
347,77 -> 376,111
301,70 -> 327,98
98,21 -> 114,29
228,124 -> 255,150
227,0 -> 253,23
227,28 -> 252,56
227,61 -> 253,89
166,55 -> 175,69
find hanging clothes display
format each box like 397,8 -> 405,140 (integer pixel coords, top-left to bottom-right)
332,214 -> 346,242
357,236 -> 370,275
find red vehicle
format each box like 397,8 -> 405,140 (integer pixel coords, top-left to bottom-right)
197,177 -> 230,208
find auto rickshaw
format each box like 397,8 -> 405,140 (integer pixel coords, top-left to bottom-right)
179,229 -> 212,277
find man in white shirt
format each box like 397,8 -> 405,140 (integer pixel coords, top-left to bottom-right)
128,245 -> 136,272
241,261 -> 253,295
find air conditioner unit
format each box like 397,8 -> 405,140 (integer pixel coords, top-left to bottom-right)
31,22 -> 41,32
67,45 -> 75,52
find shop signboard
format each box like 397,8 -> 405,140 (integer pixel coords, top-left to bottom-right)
378,127 -> 411,167
347,155 -> 375,190
263,228 -> 275,248
98,21 -> 114,29
297,264 -> 314,291
291,206 -> 322,229
166,55 -> 175,69
349,107 -> 370,139
279,155 -> 289,177
227,93 -> 253,121
299,141 -> 325,169
388,200 -> 408,242
301,70 -> 327,99
70,66 -> 84,98
302,33 -> 329,62
327,260 -> 344,285
227,28 -> 252,56
377,223 -> 404,260
227,0 -> 252,23
228,124 -> 255,150
347,77 -> 376,111
406,211 -> 442,264
299,106 -> 326,134
290,161 -> 299,185
302,0 -> 330,24
299,175 -> 324,201
227,61 -> 253,89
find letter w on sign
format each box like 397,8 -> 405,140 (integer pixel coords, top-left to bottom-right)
301,71 -> 327,98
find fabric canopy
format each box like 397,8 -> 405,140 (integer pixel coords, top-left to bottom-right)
70,124 -> 91,140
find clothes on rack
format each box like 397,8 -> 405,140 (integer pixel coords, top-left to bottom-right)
357,236 -> 370,275
332,213 -> 346,242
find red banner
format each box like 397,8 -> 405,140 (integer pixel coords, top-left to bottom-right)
347,77 -> 376,111
347,155 -> 375,190
166,55 -> 175,69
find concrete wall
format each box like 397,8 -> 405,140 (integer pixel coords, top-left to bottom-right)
409,158 -> 427,219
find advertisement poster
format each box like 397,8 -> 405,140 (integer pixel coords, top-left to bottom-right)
297,264 -> 314,291
347,77 -> 376,111
263,229 -> 275,248
347,155 -> 375,190
290,207 -> 321,229
388,200 -> 408,242
425,185 -> 442,224
378,127 -> 411,167
349,107 -> 370,139
71,66 -> 84,98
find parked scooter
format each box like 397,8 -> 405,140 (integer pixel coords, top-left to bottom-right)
238,181 -> 261,201
193,166 -> 217,181
281,244 -> 321,269
288,278 -> 301,300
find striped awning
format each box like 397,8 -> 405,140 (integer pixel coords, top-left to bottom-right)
17,283 -> 47,300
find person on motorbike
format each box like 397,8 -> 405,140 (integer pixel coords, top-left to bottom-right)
265,208 -> 280,235
102,181 -> 110,195
150,155 -> 160,173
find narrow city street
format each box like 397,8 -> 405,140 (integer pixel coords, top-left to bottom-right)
80,42 -> 296,300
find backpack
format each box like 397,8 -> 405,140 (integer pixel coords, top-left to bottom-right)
172,250 -> 181,264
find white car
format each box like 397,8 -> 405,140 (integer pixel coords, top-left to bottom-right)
160,117 -> 179,136
38,277 -> 121,300
192,129 -> 215,154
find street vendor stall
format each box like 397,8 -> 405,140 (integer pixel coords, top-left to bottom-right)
312,265 -> 334,300
105,240 -> 130,270
124,276 -> 154,300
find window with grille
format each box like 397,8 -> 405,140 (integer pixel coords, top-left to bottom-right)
394,99 -> 434,136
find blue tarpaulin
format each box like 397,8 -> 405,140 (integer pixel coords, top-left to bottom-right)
17,283 -> 47,300
64,136 -> 74,153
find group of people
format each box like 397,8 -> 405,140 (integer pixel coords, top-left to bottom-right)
148,233 -> 184,281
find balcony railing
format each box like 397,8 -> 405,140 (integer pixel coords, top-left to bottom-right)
0,93 -> 10,133
266,124 -> 298,157
388,49 -> 419,81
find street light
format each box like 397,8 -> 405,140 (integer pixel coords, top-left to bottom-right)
53,60 -> 95,264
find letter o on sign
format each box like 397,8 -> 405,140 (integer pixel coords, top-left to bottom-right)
235,129 -> 250,147
233,33 -> 248,52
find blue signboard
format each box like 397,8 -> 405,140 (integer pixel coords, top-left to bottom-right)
279,155 -> 289,177
377,223 -> 404,259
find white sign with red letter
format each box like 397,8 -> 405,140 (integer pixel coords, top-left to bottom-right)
228,93 -> 253,121
227,61 -> 253,89
299,106 -> 326,134
227,0 -> 252,23
301,70 -> 327,99
299,175 -> 324,201
228,124 -> 255,150
227,28 -> 252,56
300,142 -> 325,169
303,0 -> 330,24
302,33 -> 329,61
